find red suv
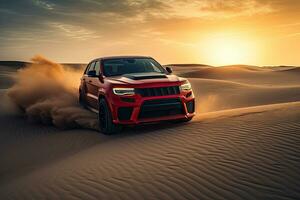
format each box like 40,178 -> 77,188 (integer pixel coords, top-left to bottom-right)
79,56 -> 195,134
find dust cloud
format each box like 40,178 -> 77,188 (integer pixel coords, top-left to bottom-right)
195,94 -> 219,114
7,55 -> 98,130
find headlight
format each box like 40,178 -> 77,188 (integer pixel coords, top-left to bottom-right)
113,88 -> 135,95
180,81 -> 192,91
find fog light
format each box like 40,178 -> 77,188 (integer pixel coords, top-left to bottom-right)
118,107 -> 133,120
186,100 -> 195,113
186,91 -> 192,98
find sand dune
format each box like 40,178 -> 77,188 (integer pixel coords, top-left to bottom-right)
0,61 -> 300,199
1,100 -> 299,199
190,78 -> 300,113
177,65 -> 300,86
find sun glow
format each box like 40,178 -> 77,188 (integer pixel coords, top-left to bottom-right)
200,34 -> 257,66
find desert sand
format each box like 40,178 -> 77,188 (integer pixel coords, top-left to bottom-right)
0,59 -> 300,199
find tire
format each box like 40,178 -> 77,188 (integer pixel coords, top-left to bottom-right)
173,117 -> 193,123
182,117 -> 193,122
98,98 -> 122,135
79,90 -> 86,108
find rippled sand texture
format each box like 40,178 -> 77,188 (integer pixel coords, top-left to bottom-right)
0,63 -> 300,199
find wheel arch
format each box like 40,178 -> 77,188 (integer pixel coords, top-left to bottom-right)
98,93 -> 119,130
98,94 -> 106,100
98,93 -> 114,114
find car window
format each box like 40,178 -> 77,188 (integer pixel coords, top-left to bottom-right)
88,62 -> 96,72
103,58 -> 165,77
84,64 -> 89,74
85,62 -> 95,74
148,61 -> 162,73
94,61 -> 101,76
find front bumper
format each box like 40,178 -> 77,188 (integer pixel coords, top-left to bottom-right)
109,89 -> 195,125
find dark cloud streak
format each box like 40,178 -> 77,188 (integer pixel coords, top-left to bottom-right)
0,0 -> 300,63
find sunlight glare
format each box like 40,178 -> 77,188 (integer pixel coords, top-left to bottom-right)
201,34 -> 256,66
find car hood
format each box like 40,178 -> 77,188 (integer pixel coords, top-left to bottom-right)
107,73 -> 185,86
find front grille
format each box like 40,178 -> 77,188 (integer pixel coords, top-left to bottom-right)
138,98 -> 184,119
135,86 -> 180,97
118,107 -> 133,120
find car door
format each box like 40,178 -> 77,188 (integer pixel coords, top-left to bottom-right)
85,61 -> 97,107
86,60 -> 102,109
81,62 -> 93,105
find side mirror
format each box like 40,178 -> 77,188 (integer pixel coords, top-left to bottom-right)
99,72 -> 104,83
87,70 -> 97,77
166,66 -> 173,74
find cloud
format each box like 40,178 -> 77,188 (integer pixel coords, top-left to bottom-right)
156,0 -> 274,19
0,0 -> 300,62
33,0 -> 55,10
0,0 -> 294,35
49,22 -> 101,40
283,33 -> 300,38
277,22 -> 300,27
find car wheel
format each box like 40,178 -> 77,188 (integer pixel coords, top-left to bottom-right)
79,90 -> 86,108
182,117 -> 193,122
173,117 -> 193,123
98,98 -> 122,135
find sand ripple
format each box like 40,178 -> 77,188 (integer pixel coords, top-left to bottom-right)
0,103 -> 299,200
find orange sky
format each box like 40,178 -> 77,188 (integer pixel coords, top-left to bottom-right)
1,0 -> 300,66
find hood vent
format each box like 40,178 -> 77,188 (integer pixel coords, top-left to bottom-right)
124,73 -> 167,80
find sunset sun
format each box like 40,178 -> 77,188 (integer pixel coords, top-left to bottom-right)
214,39 -> 247,65
202,34 -> 257,66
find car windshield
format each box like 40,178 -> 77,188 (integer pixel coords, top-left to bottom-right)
103,58 -> 165,77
